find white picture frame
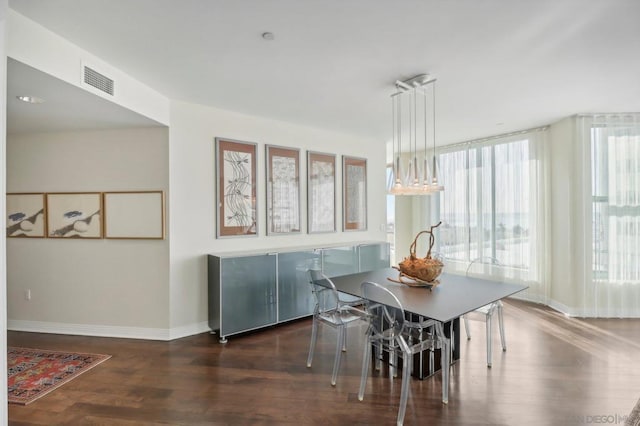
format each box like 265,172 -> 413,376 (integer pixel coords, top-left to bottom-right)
104,191 -> 165,239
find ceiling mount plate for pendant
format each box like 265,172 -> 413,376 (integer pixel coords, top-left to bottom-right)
395,73 -> 436,91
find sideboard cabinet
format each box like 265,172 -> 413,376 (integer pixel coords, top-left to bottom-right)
208,241 -> 389,342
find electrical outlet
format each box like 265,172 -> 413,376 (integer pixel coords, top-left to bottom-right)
25,289 -> 31,301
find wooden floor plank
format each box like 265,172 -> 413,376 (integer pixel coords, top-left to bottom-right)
8,299 -> 640,425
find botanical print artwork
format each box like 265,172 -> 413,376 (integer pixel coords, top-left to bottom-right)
269,151 -> 300,233
343,156 -> 367,231
47,193 -> 102,238
346,164 -> 366,224
308,153 -> 335,233
6,194 -> 45,238
223,150 -> 253,228
215,138 -> 257,238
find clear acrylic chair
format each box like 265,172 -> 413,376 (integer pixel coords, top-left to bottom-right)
306,269 -> 369,386
463,256 -> 506,367
358,281 -> 450,426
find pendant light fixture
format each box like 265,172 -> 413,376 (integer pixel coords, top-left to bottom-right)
389,74 -> 443,195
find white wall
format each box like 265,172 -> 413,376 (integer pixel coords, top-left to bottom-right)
6,127 -> 171,338
5,5 -> 175,338
394,196 -> 414,263
168,100 -> 387,331
3,8 -> 389,339
1,0 -> 9,420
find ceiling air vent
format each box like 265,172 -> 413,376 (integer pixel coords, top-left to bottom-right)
83,66 -> 115,96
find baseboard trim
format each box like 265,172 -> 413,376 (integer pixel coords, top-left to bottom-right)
547,299 -> 575,316
169,321 -> 211,340
545,299 -> 640,318
7,319 -> 212,341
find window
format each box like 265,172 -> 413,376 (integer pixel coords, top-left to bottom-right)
386,166 -> 396,264
437,138 -> 532,270
576,114 -> 640,316
591,124 -> 640,284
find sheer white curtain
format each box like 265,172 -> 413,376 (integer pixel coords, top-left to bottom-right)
438,150 -> 469,263
435,129 -> 550,303
577,114 -> 640,317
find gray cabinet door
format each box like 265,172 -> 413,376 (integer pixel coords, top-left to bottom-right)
277,251 -> 319,322
208,241 -> 389,341
220,254 -> 277,336
358,243 -> 390,272
321,246 -> 359,277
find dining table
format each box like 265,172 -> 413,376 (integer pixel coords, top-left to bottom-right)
329,267 -> 529,404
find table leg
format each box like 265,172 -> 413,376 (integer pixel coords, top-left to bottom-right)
410,317 -> 459,380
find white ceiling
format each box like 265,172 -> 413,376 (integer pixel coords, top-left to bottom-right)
7,0 -> 640,145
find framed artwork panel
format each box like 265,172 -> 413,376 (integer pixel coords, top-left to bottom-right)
104,191 -> 165,239
46,192 -> 102,238
342,156 -> 367,231
6,193 -> 46,238
266,145 -> 301,235
307,151 -> 336,233
215,138 -> 258,238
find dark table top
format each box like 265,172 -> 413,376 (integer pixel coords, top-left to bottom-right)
330,268 -> 528,323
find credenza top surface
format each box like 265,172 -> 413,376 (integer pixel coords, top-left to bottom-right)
208,241 -> 388,258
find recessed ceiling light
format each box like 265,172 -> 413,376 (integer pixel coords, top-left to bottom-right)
16,95 -> 45,104
262,32 -> 275,41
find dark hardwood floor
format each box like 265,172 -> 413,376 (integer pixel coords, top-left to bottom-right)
8,299 -> 640,425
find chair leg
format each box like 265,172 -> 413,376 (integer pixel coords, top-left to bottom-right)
497,302 -> 507,352
375,314 -> 383,371
307,319 -> 318,368
342,327 -> 348,352
485,314 -> 492,368
450,322 -> 456,365
358,337 -> 372,401
389,333 -> 398,378
463,315 -> 471,340
397,349 -> 412,426
374,341 -> 382,371
331,327 -> 344,386
435,322 -> 450,404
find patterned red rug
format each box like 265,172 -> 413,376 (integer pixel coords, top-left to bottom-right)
8,347 -> 111,405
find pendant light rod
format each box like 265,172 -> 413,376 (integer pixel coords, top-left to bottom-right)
412,85 -> 418,185
432,80 -> 438,184
391,88 -> 396,180
423,82 -> 429,186
388,72 -> 443,195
